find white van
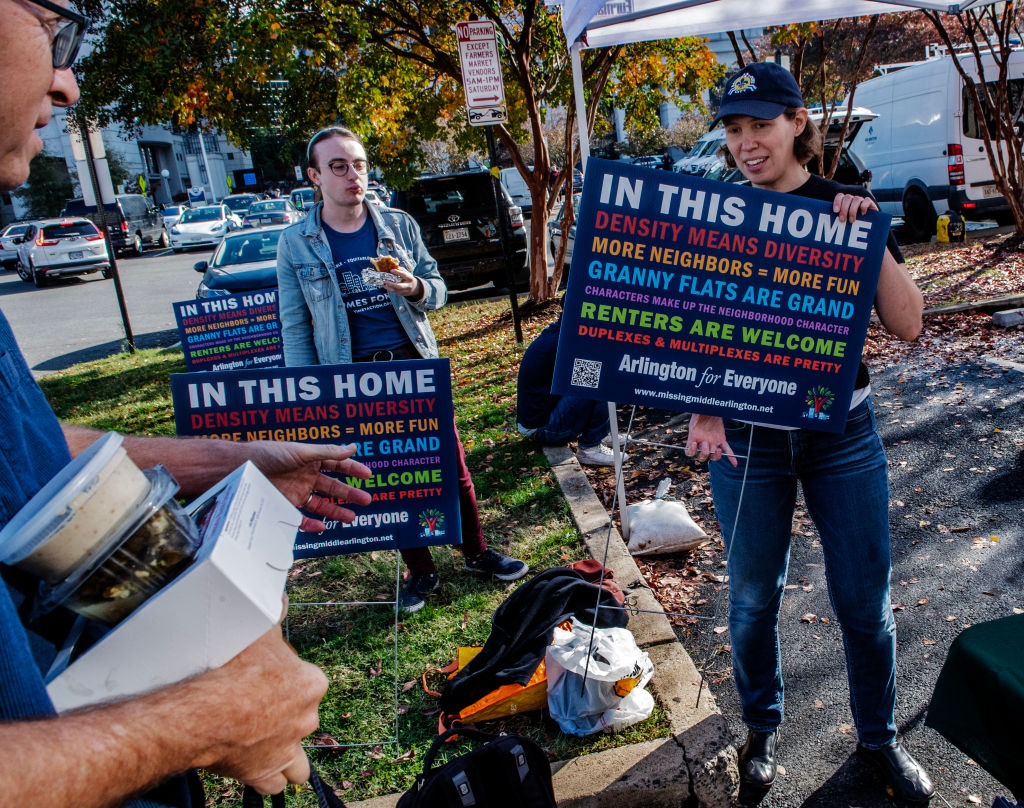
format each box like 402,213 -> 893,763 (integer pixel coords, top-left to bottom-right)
673,129 -> 725,175
499,167 -> 532,212
845,49 -> 1024,239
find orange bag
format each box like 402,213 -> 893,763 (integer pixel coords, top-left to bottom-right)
424,645 -> 550,729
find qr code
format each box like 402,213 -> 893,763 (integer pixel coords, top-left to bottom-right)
572,358 -> 602,388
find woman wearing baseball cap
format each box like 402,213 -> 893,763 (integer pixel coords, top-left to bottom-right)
686,62 -> 931,805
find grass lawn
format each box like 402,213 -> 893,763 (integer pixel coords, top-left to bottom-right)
40,297 -> 670,805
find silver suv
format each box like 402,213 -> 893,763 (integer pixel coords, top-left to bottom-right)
14,218 -> 111,287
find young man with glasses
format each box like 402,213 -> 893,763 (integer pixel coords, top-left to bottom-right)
1,3 -> 380,805
277,126 -> 529,612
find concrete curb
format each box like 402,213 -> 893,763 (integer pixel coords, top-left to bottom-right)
350,448 -> 738,808
543,446 -> 738,808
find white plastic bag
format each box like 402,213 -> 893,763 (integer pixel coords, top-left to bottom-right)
626,497 -> 708,556
545,618 -> 654,736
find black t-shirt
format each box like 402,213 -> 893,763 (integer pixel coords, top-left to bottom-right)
789,173 -> 903,389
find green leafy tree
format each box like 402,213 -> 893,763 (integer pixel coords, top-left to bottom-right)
76,0 -> 723,301
13,152 -> 73,218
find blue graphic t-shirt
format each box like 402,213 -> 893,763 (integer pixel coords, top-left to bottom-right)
322,219 -> 410,360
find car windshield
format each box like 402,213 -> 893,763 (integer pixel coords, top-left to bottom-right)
249,201 -> 287,213
3,224 -> 30,238
180,207 -> 225,223
223,196 -> 254,212
404,177 -> 494,215
42,221 -> 99,239
163,206 -> 182,217
212,229 -> 283,267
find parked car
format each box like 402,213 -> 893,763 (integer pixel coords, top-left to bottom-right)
222,193 -> 260,218
1,222 -> 33,270
194,226 -> 285,298
367,181 -> 391,204
364,190 -> 387,208
548,193 -> 582,269
391,170 -> 528,291
160,204 -> 186,231
170,204 -> 242,251
499,167 -> 532,212
241,199 -> 303,228
673,130 -> 726,175
14,218 -> 110,287
846,50 -> 1024,240
63,193 -> 167,255
290,187 -> 316,211
631,155 -> 663,168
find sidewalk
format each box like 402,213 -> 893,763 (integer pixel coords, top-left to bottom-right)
351,446 -> 739,808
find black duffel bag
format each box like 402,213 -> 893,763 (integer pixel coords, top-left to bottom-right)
397,727 -> 557,808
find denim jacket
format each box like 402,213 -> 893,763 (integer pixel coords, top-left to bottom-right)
276,201 -> 448,366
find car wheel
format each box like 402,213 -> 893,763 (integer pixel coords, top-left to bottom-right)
32,265 -> 48,288
132,233 -> 144,255
903,188 -> 936,243
159,229 -> 170,248
15,258 -> 32,283
101,268 -> 113,279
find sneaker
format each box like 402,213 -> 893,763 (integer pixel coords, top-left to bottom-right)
577,443 -> 628,466
601,433 -> 629,448
464,548 -> 529,581
398,572 -> 439,613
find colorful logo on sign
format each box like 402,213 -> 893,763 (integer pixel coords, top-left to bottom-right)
419,508 -> 447,539
804,385 -> 835,421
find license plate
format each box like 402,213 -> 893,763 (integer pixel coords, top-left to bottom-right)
69,251 -> 83,260
443,227 -> 469,243
260,217 -> 271,225
981,184 -> 1002,199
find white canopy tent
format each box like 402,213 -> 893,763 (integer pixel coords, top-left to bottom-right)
554,0 -> 999,51
548,0 -> 1001,537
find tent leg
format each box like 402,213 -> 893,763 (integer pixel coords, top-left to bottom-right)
607,401 -> 630,541
571,42 -> 591,170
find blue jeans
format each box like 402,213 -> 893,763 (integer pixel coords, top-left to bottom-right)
534,396 -> 609,449
709,399 -> 897,748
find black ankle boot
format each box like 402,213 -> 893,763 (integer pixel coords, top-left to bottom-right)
857,741 -> 935,803
739,729 -> 778,788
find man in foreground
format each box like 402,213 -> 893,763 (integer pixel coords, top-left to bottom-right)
0,2 -> 372,804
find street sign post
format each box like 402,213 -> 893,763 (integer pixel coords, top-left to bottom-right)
455,20 -> 508,127
455,19 -> 522,343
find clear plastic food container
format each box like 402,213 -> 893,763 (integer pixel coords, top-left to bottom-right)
41,467 -> 201,625
0,433 -> 201,625
0,432 -> 151,585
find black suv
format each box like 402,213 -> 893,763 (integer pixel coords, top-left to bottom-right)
63,194 -> 167,255
391,171 -> 528,291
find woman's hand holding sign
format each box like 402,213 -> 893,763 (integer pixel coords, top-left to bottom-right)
685,414 -> 738,468
832,192 -> 878,222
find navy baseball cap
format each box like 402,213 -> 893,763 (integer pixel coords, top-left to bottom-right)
711,62 -> 804,129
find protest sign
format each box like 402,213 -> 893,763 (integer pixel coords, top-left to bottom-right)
173,290 -> 284,372
554,158 -> 890,432
171,360 -> 461,558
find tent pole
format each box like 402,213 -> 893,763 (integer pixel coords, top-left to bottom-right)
571,40 -> 629,540
571,42 -> 591,169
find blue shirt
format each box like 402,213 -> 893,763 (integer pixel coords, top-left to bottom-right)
322,218 -> 411,360
0,309 -> 199,808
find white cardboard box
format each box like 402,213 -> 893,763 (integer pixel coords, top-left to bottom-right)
47,462 -> 300,712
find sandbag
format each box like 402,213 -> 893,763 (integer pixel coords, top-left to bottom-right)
626,497 -> 708,556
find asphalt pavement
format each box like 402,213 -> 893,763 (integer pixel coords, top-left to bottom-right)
676,354 -> 1024,807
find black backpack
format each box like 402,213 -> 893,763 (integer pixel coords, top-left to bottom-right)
396,727 -> 557,808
